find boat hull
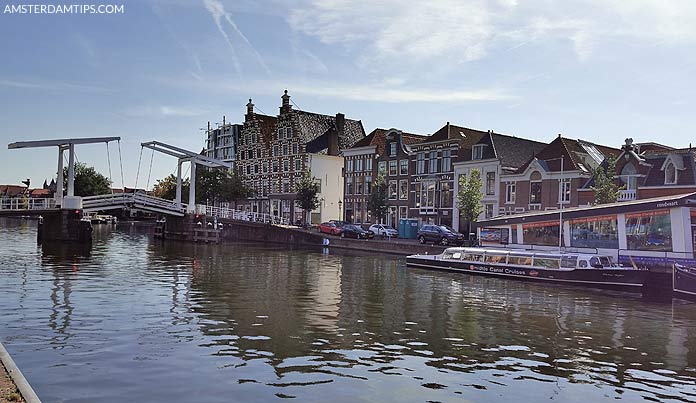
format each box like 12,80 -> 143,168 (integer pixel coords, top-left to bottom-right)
406,255 -> 649,292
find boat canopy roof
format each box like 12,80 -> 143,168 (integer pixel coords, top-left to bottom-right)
443,247 -> 607,260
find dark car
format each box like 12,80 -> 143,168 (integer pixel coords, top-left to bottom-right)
417,225 -> 465,246
318,222 -> 343,236
340,224 -> 374,239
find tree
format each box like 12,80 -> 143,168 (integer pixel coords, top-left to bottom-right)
456,170 -> 484,240
62,162 -> 111,197
591,155 -> 624,205
295,171 -> 320,225
152,174 -> 190,200
195,168 -> 252,206
367,171 -> 388,223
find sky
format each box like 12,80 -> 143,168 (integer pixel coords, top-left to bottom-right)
1,0 -> 695,188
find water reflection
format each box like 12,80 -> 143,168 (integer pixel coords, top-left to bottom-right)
0,218 -> 695,402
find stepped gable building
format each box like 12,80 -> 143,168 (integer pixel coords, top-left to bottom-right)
235,90 -> 365,223
452,130 -> 547,230
498,135 -> 619,214
409,123 -> 488,228
342,128 -> 425,226
578,139 -> 696,204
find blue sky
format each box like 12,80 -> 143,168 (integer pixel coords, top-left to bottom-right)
1,0 -> 695,188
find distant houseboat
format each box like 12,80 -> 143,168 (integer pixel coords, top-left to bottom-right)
407,248 -> 649,292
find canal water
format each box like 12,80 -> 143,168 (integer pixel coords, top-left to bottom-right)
1,219 -> 696,403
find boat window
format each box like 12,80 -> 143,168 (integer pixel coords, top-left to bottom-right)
579,259 -> 588,268
561,256 -> 578,268
463,253 -> 483,262
452,252 -> 462,259
589,257 -> 602,268
484,254 -> 507,264
534,258 -> 561,269
508,255 -> 532,265
599,256 -> 613,267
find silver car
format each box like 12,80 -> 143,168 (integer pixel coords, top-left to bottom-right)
368,224 -> 398,239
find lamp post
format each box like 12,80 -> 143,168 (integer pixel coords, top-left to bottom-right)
338,199 -> 343,221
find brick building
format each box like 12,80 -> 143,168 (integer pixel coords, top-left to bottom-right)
579,139 -> 696,204
234,90 -> 365,223
498,135 -> 619,214
342,128 -> 424,225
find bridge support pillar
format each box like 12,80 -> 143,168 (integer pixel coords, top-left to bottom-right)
38,210 -> 92,243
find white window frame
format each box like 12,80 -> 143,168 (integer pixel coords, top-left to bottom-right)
559,179 -> 571,204
472,145 -> 485,160
505,182 -> 516,204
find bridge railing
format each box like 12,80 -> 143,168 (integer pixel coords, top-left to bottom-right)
193,204 -> 290,225
0,197 -> 56,211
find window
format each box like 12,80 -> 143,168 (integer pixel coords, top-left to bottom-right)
378,161 -> 386,174
356,158 -> 363,172
420,181 -> 436,208
246,165 -> 251,175
399,159 -> 408,175
346,176 -> 353,194
277,128 -> 283,139
441,181 -> 452,208
560,179 -> 571,203
365,176 -> 372,194
486,172 -> 496,195
283,144 -> 288,156
399,206 -> 407,220
283,160 -> 289,172
416,152 -> 425,174
429,151 -> 438,173
399,180 -> 408,200
530,181 -> 542,204
389,160 -> 398,176
292,143 -> 298,155
286,127 -> 293,138
505,182 -> 516,203
570,216 -> 619,249
621,163 -> 638,190
388,180 -> 397,199
626,210 -> 672,251
254,164 -> 259,174
665,162 -> 677,184
273,161 -> 278,172
522,222 -> 560,246
485,203 -> 494,218
273,145 -> 278,157
366,158 -> 373,172
295,159 -> 301,171
472,145 -> 485,160
346,159 -> 354,172
356,176 -> 364,194
389,143 -> 397,156
442,149 -> 452,172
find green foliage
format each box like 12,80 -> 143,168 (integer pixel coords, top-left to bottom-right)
367,171 -> 388,222
152,174 -> 189,200
295,171 -> 321,224
62,162 -> 111,197
591,155 -> 624,205
457,170 -> 484,231
195,168 -> 253,205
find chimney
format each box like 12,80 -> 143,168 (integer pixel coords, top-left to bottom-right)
246,99 -> 254,120
329,113 -> 344,156
447,121 -> 450,138
280,89 -> 292,114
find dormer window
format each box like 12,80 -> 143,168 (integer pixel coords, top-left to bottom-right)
472,145 -> 485,160
665,162 -> 677,184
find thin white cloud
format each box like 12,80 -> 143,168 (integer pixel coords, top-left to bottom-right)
122,105 -> 211,117
287,0 -> 696,65
202,0 -> 271,76
0,78 -> 113,93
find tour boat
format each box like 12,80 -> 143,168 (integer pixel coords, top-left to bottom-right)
406,247 -> 650,292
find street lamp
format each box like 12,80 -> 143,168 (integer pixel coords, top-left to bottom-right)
338,199 -> 343,221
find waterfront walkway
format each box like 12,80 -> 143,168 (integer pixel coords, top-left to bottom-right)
0,342 -> 39,403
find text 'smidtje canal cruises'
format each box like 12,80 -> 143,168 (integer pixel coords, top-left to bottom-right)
407,248 -> 649,292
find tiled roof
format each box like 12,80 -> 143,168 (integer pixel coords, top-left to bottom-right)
515,136 -> 619,174
488,133 -> 547,170
295,110 -> 365,152
425,123 -> 488,146
348,128 -> 425,155
641,148 -> 696,187
0,185 -> 26,196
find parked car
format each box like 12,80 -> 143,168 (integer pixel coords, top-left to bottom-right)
341,224 -> 374,239
417,225 -> 465,246
369,224 -> 398,239
318,222 -> 343,236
